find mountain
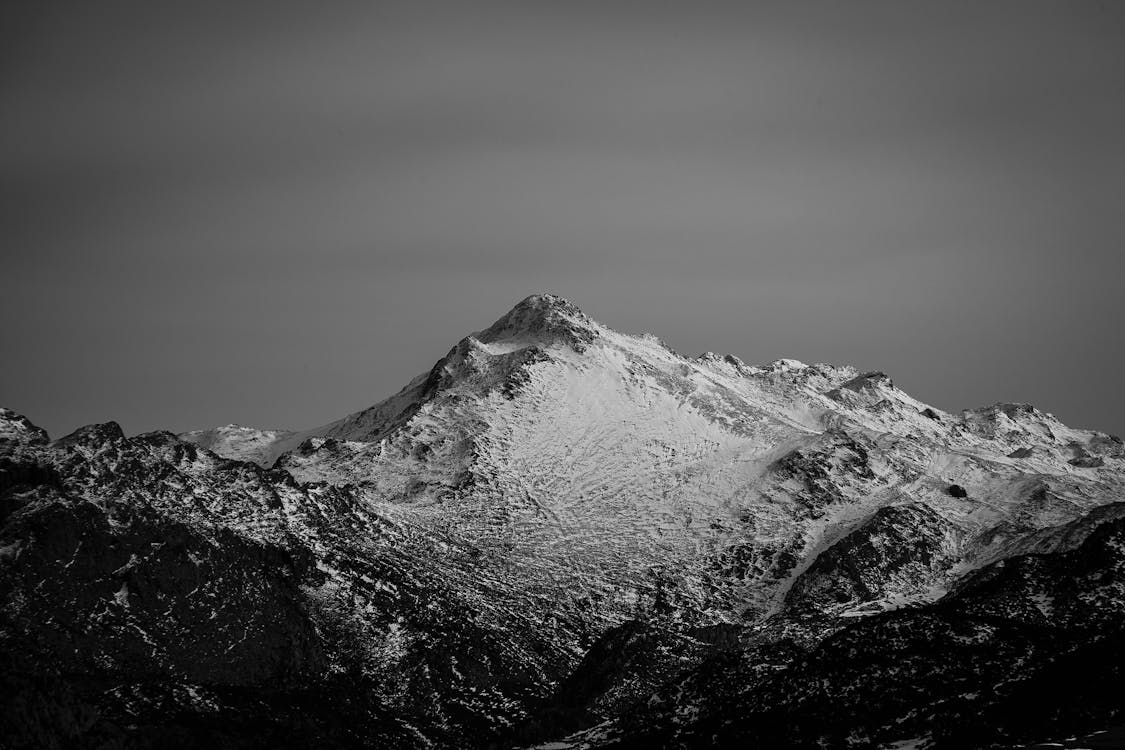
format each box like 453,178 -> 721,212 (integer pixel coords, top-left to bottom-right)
175,424 -> 302,468
2,294 -> 1123,749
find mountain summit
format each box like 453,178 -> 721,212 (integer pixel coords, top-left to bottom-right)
477,293 -> 601,351
3,296 -> 1124,748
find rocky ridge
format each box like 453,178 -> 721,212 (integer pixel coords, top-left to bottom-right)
1,294 -> 1123,748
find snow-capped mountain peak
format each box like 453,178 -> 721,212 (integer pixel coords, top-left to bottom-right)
179,296 -> 1123,630
4,295 -> 1125,748
476,293 -> 601,352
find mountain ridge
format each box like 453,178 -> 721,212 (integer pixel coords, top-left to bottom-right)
3,294 -> 1124,749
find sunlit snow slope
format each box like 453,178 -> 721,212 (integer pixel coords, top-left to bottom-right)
188,294 -> 1125,627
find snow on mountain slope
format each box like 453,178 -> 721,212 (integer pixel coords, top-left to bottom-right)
177,423 -> 302,466
541,509 -> 1125,750
188,294 -> 1125,628
16,293 -> 1122,747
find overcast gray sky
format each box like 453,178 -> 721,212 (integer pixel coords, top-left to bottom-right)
3,1 -> 1123,438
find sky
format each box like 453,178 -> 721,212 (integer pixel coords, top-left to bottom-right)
2,1 -> 1124,439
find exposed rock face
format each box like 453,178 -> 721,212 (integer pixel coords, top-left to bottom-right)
783,503 -> 954,614
0,412 -> 551,748
546,513 -> 1125,750
5,500 -> 322,684
3,295 -> 1125,748
0,407 -> 49,447
478,292 -> 601,353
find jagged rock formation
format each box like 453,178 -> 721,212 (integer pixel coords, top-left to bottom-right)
2,294 -> 1124,749
556,509 -> 1125,749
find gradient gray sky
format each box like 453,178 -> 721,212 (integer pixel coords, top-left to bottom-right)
3,1 -> 1124,438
